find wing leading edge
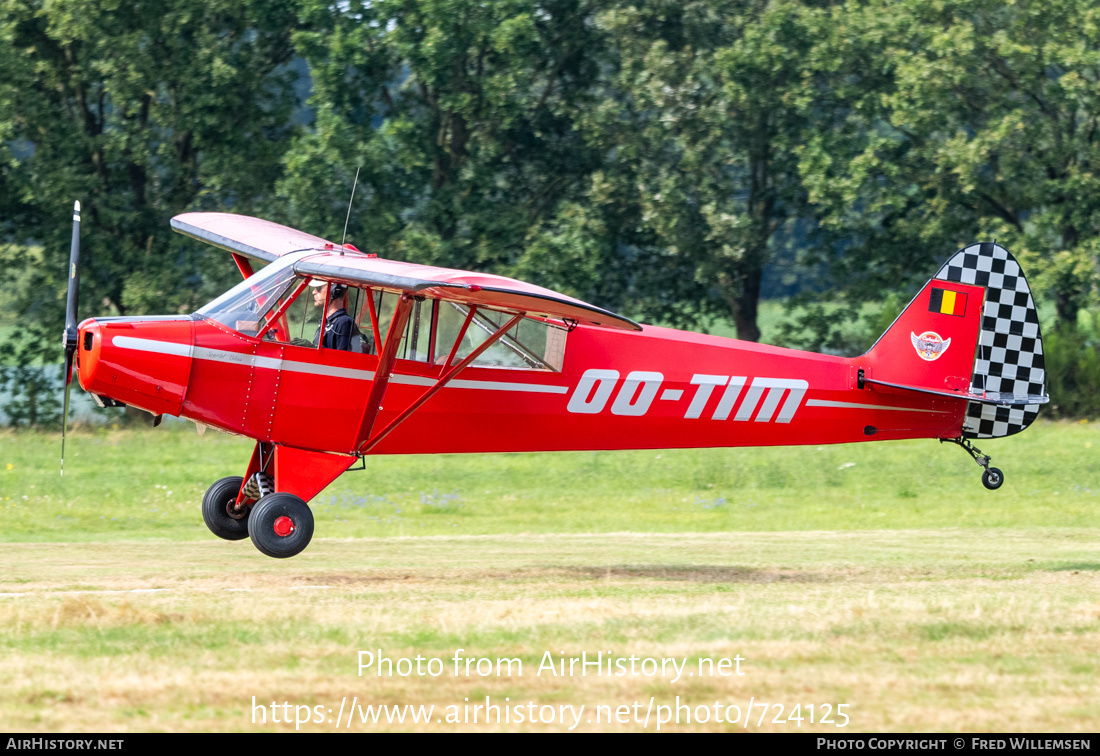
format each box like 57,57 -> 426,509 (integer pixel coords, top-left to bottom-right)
171,213 -> 337,263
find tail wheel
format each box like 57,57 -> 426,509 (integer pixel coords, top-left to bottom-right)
982,467 -> 1004,490
247,493 -> 314,558
944,438 -> 1006,491
201,476 -> 249,541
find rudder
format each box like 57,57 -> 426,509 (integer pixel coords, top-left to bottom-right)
933,243 -> 1047,439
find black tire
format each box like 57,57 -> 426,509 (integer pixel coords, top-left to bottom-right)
247,492 -> 314,558
201,476 -> 250,541
982,467 -> 1004,490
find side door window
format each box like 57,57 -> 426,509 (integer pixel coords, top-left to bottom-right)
331,286 -> 375,355
274,283 -> 377,355
371,291 -> 434,363
258,280 -> 377,355
301,289 -> 568,370
434,302 -> 566,370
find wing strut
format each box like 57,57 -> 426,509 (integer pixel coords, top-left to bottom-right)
363,288 -> 382,354
358,312 -> 524,455
231,253 -> 254,280
355,294 -> 415,446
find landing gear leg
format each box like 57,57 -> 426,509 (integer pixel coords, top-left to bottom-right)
942,437 -> 1004,490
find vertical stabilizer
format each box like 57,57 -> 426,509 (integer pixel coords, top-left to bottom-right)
863,278 -> 985,397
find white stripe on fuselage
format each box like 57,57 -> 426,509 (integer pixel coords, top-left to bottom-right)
805,399 -> 943,413
193,346 -> 375,381
114,335 -> 193,359
388,373 -> 568,394
112,336 -> 568,394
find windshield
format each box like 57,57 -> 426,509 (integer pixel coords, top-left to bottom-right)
196,253 -> 307,336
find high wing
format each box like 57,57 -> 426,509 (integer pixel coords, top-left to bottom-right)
171,213 -> 338,263
172,212 -> 641,331
296,255 -> 640,331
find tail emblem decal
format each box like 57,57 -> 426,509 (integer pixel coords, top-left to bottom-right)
911,331 -> 951,361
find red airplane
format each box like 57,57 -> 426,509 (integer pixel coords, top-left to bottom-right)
60,204 -> 1048,558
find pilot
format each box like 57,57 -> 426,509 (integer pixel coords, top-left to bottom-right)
312,281 -> 357,351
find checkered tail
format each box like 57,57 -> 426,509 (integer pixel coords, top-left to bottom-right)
933,242 -> 1047,439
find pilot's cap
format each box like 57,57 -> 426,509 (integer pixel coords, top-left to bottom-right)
309,280 -> 347,297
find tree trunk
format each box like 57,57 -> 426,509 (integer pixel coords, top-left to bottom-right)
728,116 -> 772,344
723,264 -> 763,343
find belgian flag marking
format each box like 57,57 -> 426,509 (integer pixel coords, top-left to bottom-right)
929,287 -> 967,317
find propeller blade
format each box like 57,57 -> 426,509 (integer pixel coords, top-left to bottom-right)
60,200 -> 81,478
61,357 -> 73,477
63,200 -> 81,353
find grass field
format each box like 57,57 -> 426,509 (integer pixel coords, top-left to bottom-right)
1,421 -> 1096,539
0,421 -> 1098,732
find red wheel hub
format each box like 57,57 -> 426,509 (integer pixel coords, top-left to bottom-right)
273,516 -> 295,537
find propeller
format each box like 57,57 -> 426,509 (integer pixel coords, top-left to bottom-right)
60,200 -> 81,477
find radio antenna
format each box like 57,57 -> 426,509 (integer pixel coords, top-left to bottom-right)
340,166 -> 360,254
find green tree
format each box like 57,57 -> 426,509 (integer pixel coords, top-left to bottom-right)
585,0 -> 825,341
283,0 -> 720,324
802,0 -> 1100,333
0,0 -> 305,343
283,0 -> 607,271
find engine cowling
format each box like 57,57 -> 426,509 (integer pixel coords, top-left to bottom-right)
77,316 -> 195,417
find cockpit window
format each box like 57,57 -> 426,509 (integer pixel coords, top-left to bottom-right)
196,255 -> 568,370
196,254 -> 302,336
436,302 -> 566,370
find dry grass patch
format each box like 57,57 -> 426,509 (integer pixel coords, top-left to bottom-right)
1,530 -> 1099,731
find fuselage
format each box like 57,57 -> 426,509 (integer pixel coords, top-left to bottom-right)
76,312 -> 967,456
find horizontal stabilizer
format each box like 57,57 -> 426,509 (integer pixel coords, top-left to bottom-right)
864,377 -> 1049,407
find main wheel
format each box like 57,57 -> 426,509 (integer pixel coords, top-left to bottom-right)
982,467 -> 1004,490
247,492 -> 314,558
202,476 -> 250,541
